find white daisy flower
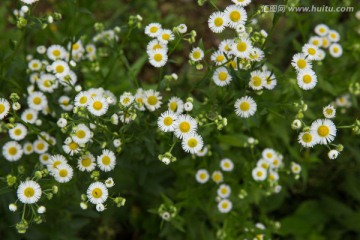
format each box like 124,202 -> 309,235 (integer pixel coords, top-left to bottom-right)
328,30 -> 340,42
27,91 -> 48,111
224,5 -> 247,28
220,158 -> 234,172
208,11 -> 228,33
218,199 -> 232,213
37,45 -> 46,54
23,142 -> 34,155
317,49 -> 326,61
249,47 -> 264,62
323,105 -> 336,118
37,73 -> 58,93
314,24 -> 329,36
72,124 -> 91,144
39,153 -> 51,165
328,150 -> 339,160
59,95 -> 73,111
146,39 -> 168,54
270,155 -> 283,169
144,89 -> 162,111
231,38 -> 253,58
291,53 -> 312,71
298,131 -> 319,148
329,43 -> 343,58
58,70 -> 77,86
74,91 -> 90,107
2,141 -> 23,162
213,67 -> 232,86
52,164 -> 73,183
17,180 -> 42,204
157,29 -> 175,44
291,162 -> 302,174
145,23 -> 162,38
321,37 -> 331,48
47,154 -> 68,170
77,154 -> 96,172
263,70 -> 277,90
157,110 -> 178,132
51,60 -> 70,78
87,182 -> 108,205
257,159 -> 270,169
189,47 -> 204,62
211,170 -> 223,184
217,184 -> 231,198
62,140 -> 81,156
47,45 -> 67,61
249,70 -> 265,90
195,169 -> 210,184
134,88 -> 146,111
69,40 -> 84,55
310,119 -> 337,145
211,51 -> 227,65
28,59 -> 42,71
302,44 -> 320,61
181,133 -> 204,154
297,69 -> 317,90
173,114 -> 198,139
9,123 -> 27,141
96,203 -> 106,212
234,96 -> 257,118
268,171 -> 279,181
252,167 -> 267,181
119,92 -> 135,107
262,148 -> 276,162
148,49 -> 168,68
168,97 -> 184,114
336,94 -> 351,108
105,177 -> 115,188
231,0 -> 251,7
97,149 -> 116,172
219,39 -> 234,54
87,96 -> 109,116
0,98 -> 10,120
308,36 -> 322,47
184,102 -> 193,112
20,0 -> 39,5
33,139 -> 49,154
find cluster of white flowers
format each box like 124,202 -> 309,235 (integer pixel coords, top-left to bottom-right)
291,24 -> 342,90
195,158 -> 234,213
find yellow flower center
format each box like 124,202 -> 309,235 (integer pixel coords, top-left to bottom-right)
153,44 -> 162,50
308,48 -> 316,55
317,125 -> 330,137
319,28 -> 325,33
192,51 -> 201,59
302,132 -> 312,143
213,174 -> 222,182
239,102 -> 250,111
325,108 -> 333,115
102,156 -> 111,165
0,104 -> 5,114
330,33 -> 336,39
76,130 -> 86,139
154,53 -> 163,62
169,102 -> 177,111
187,138 -> 198,148
147,96 -> 158,105
33,97 -> 42,105
214,17 -> 223,27
162,33 -> 170,41
8,147 -> 17,155
53,160 -> 61,168
69,142 -> 78,151
218,72 -> 228,81
223,162 -> 230,168
56,65 -> 64,73
252,76 -> 262,87
81,158 -> 92,167
59,169 -> 68,177
256,171 -> 263,177
26,145 -> 33,151
92,188 -> 103,198
43,80 -> 51,87
24,187 -> 35,198
221,201 -> 229,209
230,11 -> 241,22
163,116 -> 173,126
237,42 -> 247,52
333,47 -> 339,53
72,43 -> 80,50
93,101 -> 103,110
313,40 -> 319,45
220,188 -> 228,194
53,49 -> 61,57
297,59 -> 307,69
79,96 -> 87,104
216,55 -> 224,62
37,143 -> 45,150
303,74 -> 312,84
179,122 -> 190,133
266,153 -> 273,159
42,155 -> 49,161
32,63 -> 39,69
150,26 -> 158,33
